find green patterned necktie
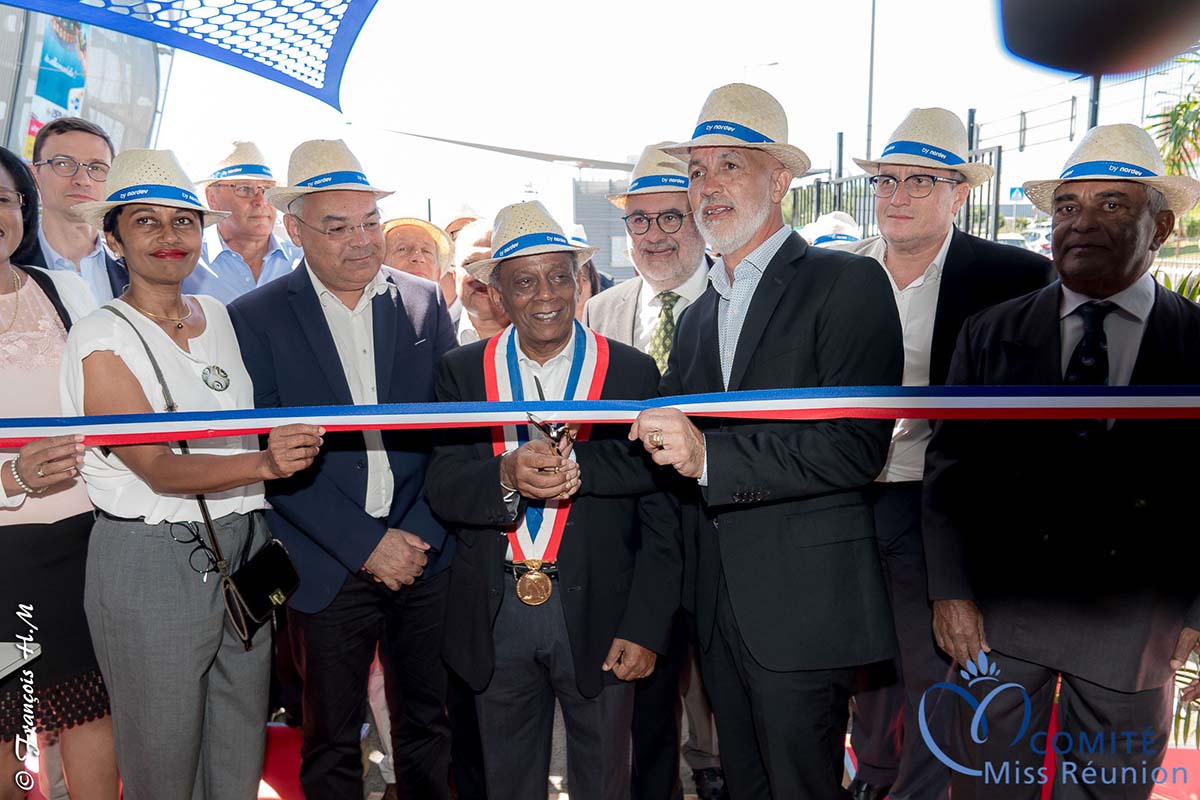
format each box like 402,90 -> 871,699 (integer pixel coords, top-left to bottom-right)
649,291 -> 681,373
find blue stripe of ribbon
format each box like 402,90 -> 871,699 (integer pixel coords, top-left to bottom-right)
494,232 -> 570,260
629,174 -> 689,193
296,170 -> 371,189
107,184 -> 201,206
209,164 -> 274,180
692,120 -> 775,144
506,321 -> 587,541
880,140 -> 966,166
813,233 -> 858,245
1059,160 -> 1158,180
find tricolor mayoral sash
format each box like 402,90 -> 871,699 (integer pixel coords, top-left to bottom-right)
482,321 -> 610,564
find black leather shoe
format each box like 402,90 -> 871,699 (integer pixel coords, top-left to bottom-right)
693,767 -> 731,800
848,777 -> 892,800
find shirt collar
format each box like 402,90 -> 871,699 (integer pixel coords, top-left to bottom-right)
870,226 -> 954,289
513,324 -> 577,373
38,224 -> 104,267
709,224 -> 791,299
306,261 -> 391,312
204,224 -> 286,263
637,254 -> 711,309
1059,270 -> 1156,323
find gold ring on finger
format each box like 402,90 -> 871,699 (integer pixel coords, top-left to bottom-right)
648,430 -> 664,449
36,466 -> 45,478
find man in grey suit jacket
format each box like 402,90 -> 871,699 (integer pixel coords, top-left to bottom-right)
585,142 -> 722,799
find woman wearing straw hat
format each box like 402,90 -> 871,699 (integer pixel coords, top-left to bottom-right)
60,148 -> 324,799
0,143 -> 118,800
924,123 -> 1200,799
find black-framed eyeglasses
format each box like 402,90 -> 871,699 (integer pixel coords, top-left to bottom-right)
211,183 -> 270,199
0,190 -> 24,210
622,210 -> 691,236
291,214 -> 382,241
170,522 -> 220,579
33,156 -> 110,181
870,174 -> 961,199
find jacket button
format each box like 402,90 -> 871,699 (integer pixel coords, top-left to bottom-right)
356,459 -> 366,470
1108,549 -> 1117,557
1133,498 -> 1148,509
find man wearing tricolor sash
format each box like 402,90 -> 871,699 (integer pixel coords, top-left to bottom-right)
923,124 -> 1200,799
427,200 -> 680,800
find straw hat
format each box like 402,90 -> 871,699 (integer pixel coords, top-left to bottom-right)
607,142 -> 690,209
853,108 -> 993,188
1023,123 -> 1200,215
195,141 -> 275,188
663,83 -> 811,176
266,139 -> 391,212
802,211 -> 862,246
383,217 -> 454,275
71,149 -> 229,228
441,204 -> 481,238
466,200 -> 597,286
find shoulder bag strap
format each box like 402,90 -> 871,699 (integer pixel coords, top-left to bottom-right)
21,267 -> 73,333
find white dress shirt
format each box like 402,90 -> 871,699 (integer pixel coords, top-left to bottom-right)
38,226 -> 115,304
307,264 -> 396,518
1059,270 -> 1155,386
632,257 -> 711,352
858,228 -> 954,483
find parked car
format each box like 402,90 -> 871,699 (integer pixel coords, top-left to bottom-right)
1023,226 -> 1052,257
998,233 -> 1030,248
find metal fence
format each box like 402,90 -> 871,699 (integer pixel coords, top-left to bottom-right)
788,145 -> 1004,241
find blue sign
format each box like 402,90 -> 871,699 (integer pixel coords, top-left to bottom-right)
1009,187 -> 1026,202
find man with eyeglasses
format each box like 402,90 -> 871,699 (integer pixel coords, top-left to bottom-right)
182,141 -> 298,304
228,139 -> 456,799
827,108 -> 1051,800
27,117 -> 127,303
584,142 -> 726,800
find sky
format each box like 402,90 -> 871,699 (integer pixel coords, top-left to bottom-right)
153,0 -> 1179,228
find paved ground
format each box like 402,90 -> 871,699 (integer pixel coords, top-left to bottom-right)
363,701 -> 701,799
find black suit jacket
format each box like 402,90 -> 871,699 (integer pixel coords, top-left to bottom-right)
427,338 -> 681,699
26,239 -> 129,299
228,263 -> 455,613
661,231 -> 904,671
923,281 -> 1200,692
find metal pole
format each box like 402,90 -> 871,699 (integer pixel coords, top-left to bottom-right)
865,0 -> 876,160
1088,74 -> 1101,128
966,108 -> 977,150
427,198 -> 432,222
835,132 -> 844,210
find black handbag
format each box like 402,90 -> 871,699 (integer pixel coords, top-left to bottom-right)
103,305 -> 299,651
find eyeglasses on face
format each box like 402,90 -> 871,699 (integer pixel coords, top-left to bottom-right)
33,156 -> 110,181
0,190 -> 24,210
211,183 -> 271,199
291,213 -> 382,241
869,174 -> 962,199
622,210 -> 691,235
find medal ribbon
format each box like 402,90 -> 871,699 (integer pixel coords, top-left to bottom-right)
483,321 -> 609,563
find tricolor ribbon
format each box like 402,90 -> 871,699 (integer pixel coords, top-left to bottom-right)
1,386 -> 1198,450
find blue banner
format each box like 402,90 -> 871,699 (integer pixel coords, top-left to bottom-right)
6,0 -> 379,110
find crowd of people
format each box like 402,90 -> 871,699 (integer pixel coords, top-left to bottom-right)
1,80 -> 1199,800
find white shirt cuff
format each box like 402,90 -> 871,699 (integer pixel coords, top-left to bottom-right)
697,436 -> 708,486
0,459 -> 27,508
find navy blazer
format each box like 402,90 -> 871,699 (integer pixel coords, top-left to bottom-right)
228,263 -> 456,614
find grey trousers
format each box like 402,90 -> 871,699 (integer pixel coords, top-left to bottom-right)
475,585 -> 635,800
84,511 -> 271,800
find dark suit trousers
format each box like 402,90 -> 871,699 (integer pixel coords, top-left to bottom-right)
702,576 -> 854,800
290,569 -> 452,800
475,586 -> 635,800
851,482 -> 953,800
946,650 -> 1172,800
632,609 -> 687,800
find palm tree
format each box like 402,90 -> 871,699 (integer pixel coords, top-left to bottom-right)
1146,52 -> 1200,258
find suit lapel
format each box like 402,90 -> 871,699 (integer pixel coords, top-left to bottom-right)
1002,283 -> 1063,384
105,253 -> 129,297
287,262 -> 355,405
1130,283 -> 1173,385
727,233 -> 804,391
372,278 -> 398,401
931,229 -> 973,385
693,288 -> 724,391
621,278 -> 640,343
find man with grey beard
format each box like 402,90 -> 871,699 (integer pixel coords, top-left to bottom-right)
629,84 -> 904,800
586,143 -> 726,800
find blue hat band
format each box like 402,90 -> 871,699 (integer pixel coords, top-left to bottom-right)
691,120 -> 775,144
296,170 -> 371,189
880,140 -> 965,166
107,184 -> 201,207
813,233 -> 859,245
629,174 -> 689,193
1059,160 -> 1158,180
209,164 -> 274,181
494,232 -> 570,260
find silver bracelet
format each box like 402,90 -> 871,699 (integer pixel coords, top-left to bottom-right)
8,457 -> 35,496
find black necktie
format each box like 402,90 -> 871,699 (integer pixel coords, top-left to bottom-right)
1064,300 -> 1117,439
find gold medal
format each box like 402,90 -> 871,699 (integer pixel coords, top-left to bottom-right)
515,559 -> 552,606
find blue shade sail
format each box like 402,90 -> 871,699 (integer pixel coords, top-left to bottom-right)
9,0 -> 379,110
